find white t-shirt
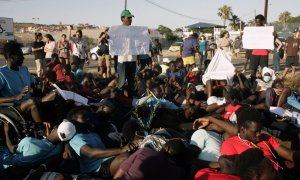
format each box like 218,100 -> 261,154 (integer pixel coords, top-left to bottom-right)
45,41 -> 56,58
72,39 -> 88,59
118,55 -> 137,63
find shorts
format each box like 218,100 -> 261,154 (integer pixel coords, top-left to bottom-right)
250,55 -> 268,71
286,56 -> 299,68
182,56 -> 195,65
98,54 -> 111,67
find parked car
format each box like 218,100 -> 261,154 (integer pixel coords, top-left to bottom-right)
90,46 -> 99,61
168,42 -> 182,52
21,43 -> 32,55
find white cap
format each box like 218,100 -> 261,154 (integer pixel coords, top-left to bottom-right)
162,58 -> 170,63
192,67 -> 199,72
57,119 -> 76,141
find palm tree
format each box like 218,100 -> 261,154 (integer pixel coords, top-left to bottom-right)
278,11 -> 291,29
229,14 -> 240,30
217,5 -> 233,27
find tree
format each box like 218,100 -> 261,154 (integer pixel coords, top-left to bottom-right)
217,5 -> 233,27
174,28 -> 183,33
157,25 -> 178,41
229,14 -> 240,30
278,11 -> 291,29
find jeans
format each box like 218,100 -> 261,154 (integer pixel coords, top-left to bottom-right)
273,49 -> 280,72
117,61 -> 136,98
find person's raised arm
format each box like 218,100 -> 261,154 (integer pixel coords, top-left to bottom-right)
193,116 -> 238,136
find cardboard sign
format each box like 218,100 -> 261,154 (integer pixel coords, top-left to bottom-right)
108,25 -> 150,56
243,26 -> 274,49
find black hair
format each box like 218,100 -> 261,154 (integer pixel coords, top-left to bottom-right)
188,106 -> 207,121
271,79 -> 284,89
35,32 -> 42,40
236,107 -> 261,130
122,120 -> 143,142
163,139 -> 187,165
152,64 -> 162,75
76,30 -> 83,37
44,70 -> 57,83
51,53 -> 60,64
236,148 -> 272,180
226,87 -> 243,106
175,57 -> 183,64
143,69 -> 153,80
3,41 -> 21,60
44,34 -> 55,41
255,14 -> 265,21
64,64 -> 71,73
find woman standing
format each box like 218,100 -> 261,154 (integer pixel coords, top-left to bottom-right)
57,34 -> 71,65
97,30 -> 111,78
31,33 -> 45,77
217,31 -> 232,53
44,34 -> 56,64
273,32 -> 283,73
198,35 -> 208,69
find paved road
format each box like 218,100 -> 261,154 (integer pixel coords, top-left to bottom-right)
0,53 -> 277,75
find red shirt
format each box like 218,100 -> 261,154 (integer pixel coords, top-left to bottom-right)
194,168 -> 240,180
252,49 -> 269,56
53,64 -> 64,81
222,104 -> 241,120
221,134 -> 281,169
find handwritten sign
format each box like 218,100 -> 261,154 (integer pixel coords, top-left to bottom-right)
108,25 -> 150,56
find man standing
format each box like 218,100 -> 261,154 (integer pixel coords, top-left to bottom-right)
282,28 -> 300,79
117,10 -> 136,98
152,38 -> 162,63
31,33 -> 45,77
249,15 -> 269,77
181,33 -> 200,71
71,30 -> 88,69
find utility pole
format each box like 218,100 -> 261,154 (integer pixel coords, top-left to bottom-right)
264,0 -> 268,23
125,0 -> 127,10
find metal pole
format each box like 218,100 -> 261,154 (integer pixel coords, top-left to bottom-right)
125,0 -> 127,10
264,0 -> 268,23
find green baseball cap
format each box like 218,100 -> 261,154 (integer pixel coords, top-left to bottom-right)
121,9 -> 134,17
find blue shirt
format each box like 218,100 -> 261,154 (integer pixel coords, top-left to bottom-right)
199,40 -> 208,52
0,137 -> 63,170
69,133 -> 108,173
0,65 -> 35,104
182,36 -> 198,57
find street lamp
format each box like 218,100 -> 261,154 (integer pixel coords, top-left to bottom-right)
124,0 -> 127,10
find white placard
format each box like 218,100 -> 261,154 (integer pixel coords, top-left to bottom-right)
0,17 -> 14,40
242,26 -> 274,49
108,25 -> 150,56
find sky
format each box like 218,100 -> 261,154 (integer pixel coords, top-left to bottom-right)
0,0 -> 299,30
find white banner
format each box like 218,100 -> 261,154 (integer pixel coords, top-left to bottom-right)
242,26 -> 274,50
0,17 -> 14,40
108,25 -> 150,56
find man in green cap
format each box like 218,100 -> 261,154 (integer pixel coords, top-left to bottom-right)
117,9 -> 136,98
